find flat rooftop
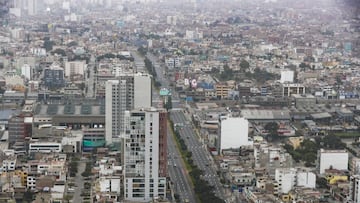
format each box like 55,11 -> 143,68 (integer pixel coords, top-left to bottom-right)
36,104 -> 105,116
241,109 -> 291,120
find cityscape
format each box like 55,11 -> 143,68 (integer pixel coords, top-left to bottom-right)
0,0 -> 359,203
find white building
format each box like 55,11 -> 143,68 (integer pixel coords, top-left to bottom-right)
123,109 -> 167,202
105,73 -> 152,144
105,80 -> 124,144
350,175 -> 360,203
64,61 -> 86,78
282,83 -> 305,97
27,0 -> 40,16
1,158 -> 16,172
219,116 -> 251,152
275,168 -> 297,194
99,176 -> 121,193
280,70 -> 294,83
297,169 -> 316,188
318,149 -> 348,174
27,176 -> 36,190
352,158 -> 360,175
21,64 -> 32,80
275,168 -> 316,194
30,48 -> 46,57
29,142 -> 62,153
134,73 -> 152,109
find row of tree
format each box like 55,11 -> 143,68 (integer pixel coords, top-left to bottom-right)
68,156 -> 79,177
171,119 -> 225,203
144,57 -> 157,77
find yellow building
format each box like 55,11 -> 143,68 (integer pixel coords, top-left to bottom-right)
14,170 -> 28,186
215,81 -> 235,99
287,137 -> 304,149
281,193 -> 295,202
326,175 -> 348,185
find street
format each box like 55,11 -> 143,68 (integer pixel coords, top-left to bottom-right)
170,110 -> 225,200
85,55 -> 96,98
167,123 -> 197,203
72,160 -> 85,203
145,52 -> 226,201
142,51 -> 197,203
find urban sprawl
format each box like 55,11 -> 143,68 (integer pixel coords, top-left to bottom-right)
0,0 -> 359,203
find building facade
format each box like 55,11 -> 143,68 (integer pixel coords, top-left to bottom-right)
350,175 -> 360,203
8,113 -> 32,148
82,127 -> 106,152
282,84 -> 305,97
105,73 -> 152,144
43,64 -> 65,89
219,116 -> 250,153
317,149 -> 348,174
64,61 -> 86,78
123,109 -> 167,202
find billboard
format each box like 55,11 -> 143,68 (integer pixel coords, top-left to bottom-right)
159,88 -> 171,96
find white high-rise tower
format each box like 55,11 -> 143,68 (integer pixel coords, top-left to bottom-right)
105,73 -> 152,144
123,109 -> 167,202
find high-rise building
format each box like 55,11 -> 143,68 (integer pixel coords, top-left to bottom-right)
105,73 -> 152,144
64,61 -> 86,79
123,108 -> 167,202
43,63 -> 65,89
27,0 -> 43,16
21,64 -> 32,80
350,175 -> 360,203
8,113 -> 33,149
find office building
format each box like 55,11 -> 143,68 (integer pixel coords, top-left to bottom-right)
43,63 -> 65,89
105,73 -> 152,144
8,113 -> 32,148
64,61 -> 86,78
82,127 -> 106,152
123,109 -> 167,202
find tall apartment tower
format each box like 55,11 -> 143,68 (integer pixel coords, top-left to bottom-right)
105,73 -> 152,144
123,109 -> 167,202
350,175 -> 360,203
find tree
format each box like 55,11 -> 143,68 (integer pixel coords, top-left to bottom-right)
43,39 -> 55,52
316,177 -> 329,189
220,64 -> 233,80
264,122 -> 279,141
240,59 -> 250,71
322,134 -> 346,149
165,96 -> 172,111
52,48 -> 66,56
67,41 -> 78,47
137,46 -> 147,56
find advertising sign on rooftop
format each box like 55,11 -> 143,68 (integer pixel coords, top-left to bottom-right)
159,88 -> 171,96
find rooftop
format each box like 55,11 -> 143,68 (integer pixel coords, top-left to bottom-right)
36,104 -> 105,116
